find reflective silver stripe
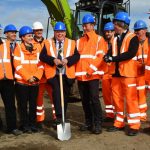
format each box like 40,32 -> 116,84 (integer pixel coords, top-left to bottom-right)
36,111 -> 44,115
75,71 -> 104,76
132,56 -> 137,60
139,103 -> 147,109
38,65 -> 44,69
105,110 -> 114,113
106,105 -> 114,109
138,54 -> 147,59
16,65 -> 22,71
96,50 -> 105,55
137,85 -> 145,90
66,39 -> 72,57
48,39 -> 56,57
96,36 -> 101,51
145,65 -> 150,70
14,56 -> 21,60
80,55 -> 94,59
53,110 -> 56,113
36,106 -> 43,110
90,64 -> 97,71
147,85 -> 150,89
128,119 -> 140,124
2,40 -> 7,59
0,59 -> 10,63
76,39 -> 80,50
116,116 -> 124,122
140,113 -> 147,117
15,73 -> 22,79
128,113 -> 140,118
128,84 -> 136,87
112,37 -> 117,56
117,112 -> 124,115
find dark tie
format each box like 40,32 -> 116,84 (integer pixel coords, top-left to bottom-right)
10,43 -> 15,74
57,41 -> 62,60
10,43 -> 14,53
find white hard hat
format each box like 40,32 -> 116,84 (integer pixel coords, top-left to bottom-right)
32,21 -> 44,30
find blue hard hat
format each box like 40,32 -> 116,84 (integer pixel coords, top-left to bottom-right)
0,24 -> 2,30
19,26 -> 33,37
134,20 -> 147,30
82,14 -> 95,24
4,24 -> 17,33
54,22 -> 66,31
104,22 -> 114,31
114,12 -> 130,25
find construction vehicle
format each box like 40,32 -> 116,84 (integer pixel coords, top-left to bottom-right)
42,0 -> 130,39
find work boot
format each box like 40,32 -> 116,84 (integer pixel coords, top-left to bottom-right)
52,118 -> 62,129
30,125 -> 39,133
92,124 -> 102,134
79,123 -> 93,131
127,128 -> 139,136
7,129 -> 22,136
19,126 -> 32,134
0,118 -> 3,130
103,117 -> 114,123
107,126 -> 124,132
37,121 -> 43,130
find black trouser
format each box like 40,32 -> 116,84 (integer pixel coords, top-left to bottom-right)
15,83 -> 39,127
78,79 -> 103,125
47,75 -> 73,118
0,80 -> 17,131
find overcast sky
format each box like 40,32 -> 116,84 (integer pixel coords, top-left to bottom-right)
0,0 -> 149,38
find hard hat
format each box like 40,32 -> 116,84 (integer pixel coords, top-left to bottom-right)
113,12 -> 130,25
54,22 -> 66,31
32,21 -> 44,30
133,20 -> 147,30
4,24 -> 17,33
0,24 -> 2,30
104,22 -> 114,31
82,14 -> 95,24
19,26 -> 33,37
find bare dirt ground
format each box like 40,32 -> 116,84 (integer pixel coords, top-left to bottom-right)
0,91 -> 150,150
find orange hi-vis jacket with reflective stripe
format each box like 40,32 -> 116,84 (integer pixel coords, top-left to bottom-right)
44,38 -> 76,79
32,38 -> 47,83
137,37 -> 149,76
145,39 -> 150,81
109,31 -> 138,77
13,43 -> 44,85
75,30 -> 107,81
0,39 -> 13,80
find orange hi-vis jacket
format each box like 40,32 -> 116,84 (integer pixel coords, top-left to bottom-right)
32,38 -> 47,83
44,37 -> 76,79
75,30 -> 107,81
145,39 -> 150,81
137,37 -> 149,76
0,39 -> 13,80
13,43 -> 44,85
109,31 -> 138,77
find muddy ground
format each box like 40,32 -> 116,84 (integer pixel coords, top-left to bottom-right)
0,91 -> 150,150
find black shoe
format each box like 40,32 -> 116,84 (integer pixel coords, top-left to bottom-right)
52,118 -> 62,129
20,126 -> 32,134
0,118 -> 3,130
9,129 -> 22,136
30,126 -> 39,133
143,127 -> 150,133
103,117 -> 114,123
127,128 -> 139,136
107,126 -> 124,132
37,122 -> 43,130
93,124 -> 102,134
79,124 -> 93,131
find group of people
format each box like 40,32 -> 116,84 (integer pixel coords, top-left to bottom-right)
0,11 -> 150,137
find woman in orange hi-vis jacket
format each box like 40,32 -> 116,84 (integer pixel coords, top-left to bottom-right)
76,14 -> 108,134
102,22 -> 115,122
134,20 -> 149,122
13,26 -> 44,133
104,12 -> 140,136
32,22 -> 56,129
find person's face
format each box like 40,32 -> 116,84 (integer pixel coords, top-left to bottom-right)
5,31 -> 17,42
104,30 -> 114,41
134,29 -> 147,41
22,34 -> 33,44
82,23 -> 94,33
33,29 -> 43,38
54,30 -> 66,41
113,21 -> 124,34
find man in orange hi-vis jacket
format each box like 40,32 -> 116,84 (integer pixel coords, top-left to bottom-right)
102,22 -> 115,123
104,12 -> 140,136
134,20 -> 149,122
14,26 -> 44,133
76,14 -> 108,134
32,21 -> 56,129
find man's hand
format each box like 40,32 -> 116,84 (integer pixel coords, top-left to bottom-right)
62,58 -> 68,67
54,58 -> 62,66
103,54 -> 113,63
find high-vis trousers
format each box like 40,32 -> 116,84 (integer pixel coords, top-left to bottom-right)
112,77 -> 140,130
36,83 -> 56,122
102,74 -> 115,118
136,76 -> 147,121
